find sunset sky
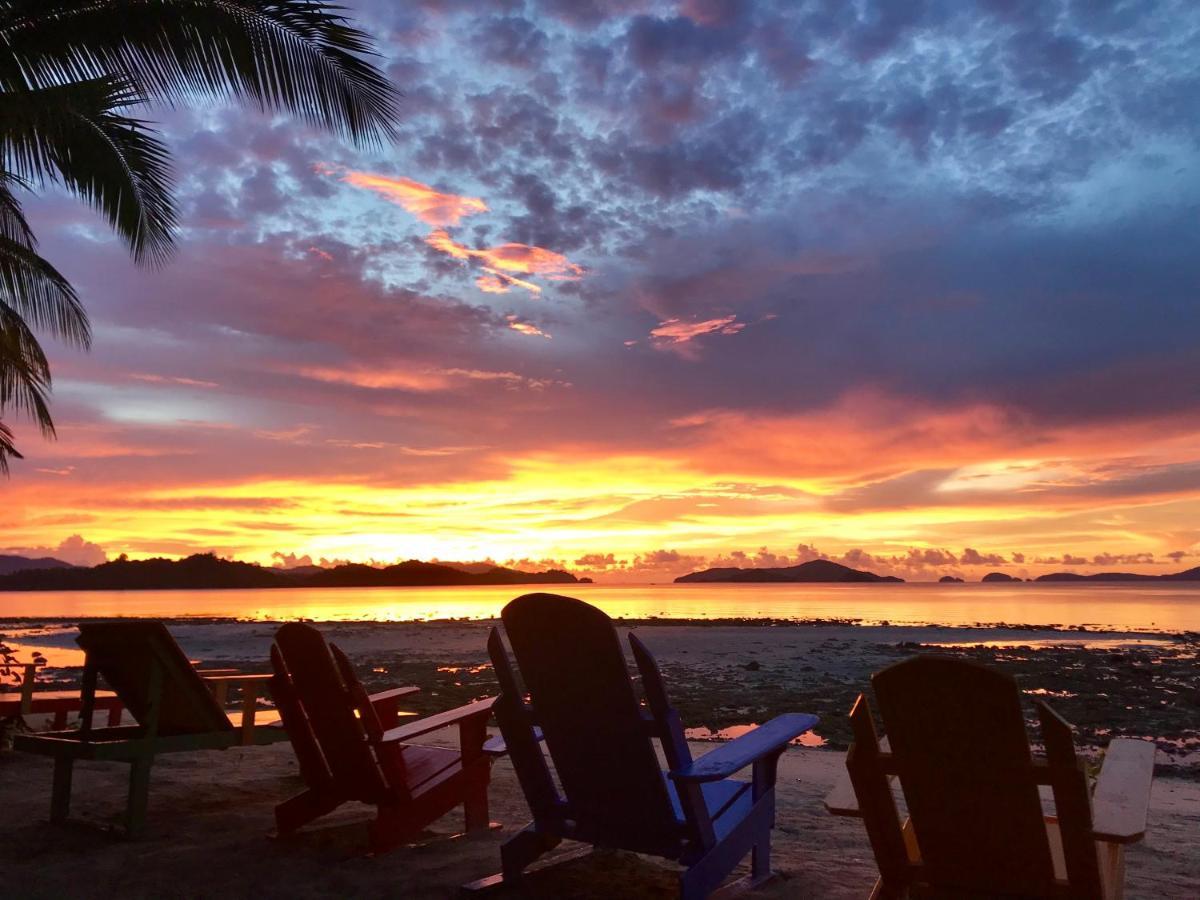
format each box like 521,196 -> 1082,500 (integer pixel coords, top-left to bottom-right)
4,0 -> 1200,581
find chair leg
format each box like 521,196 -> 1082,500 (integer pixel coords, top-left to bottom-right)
501,826 -> 559,881
274,787 -> 342,835
751,833 -> 771,885
463,768 -> 490,833
107,704 -> 123,727
50,757 -> 74,823
369,803 -> 431,855
126,756 -> 153,836
53,710 -> 68,730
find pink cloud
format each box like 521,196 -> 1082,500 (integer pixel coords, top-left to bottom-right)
650,315 -> 745,347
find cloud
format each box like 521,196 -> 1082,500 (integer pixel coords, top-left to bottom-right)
649,315 -> 744,347
425,228 -> 583,293
506,316 -> 551,338
335,168 -> 488,225
5,534 -> 108,567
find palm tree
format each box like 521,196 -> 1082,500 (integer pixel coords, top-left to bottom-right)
0,0 -> 400,472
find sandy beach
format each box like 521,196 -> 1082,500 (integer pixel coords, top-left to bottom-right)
2,617 -> 1198,897
1,732 -> 1198,899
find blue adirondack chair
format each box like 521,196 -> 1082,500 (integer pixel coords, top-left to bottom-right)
464,593 -> 818,899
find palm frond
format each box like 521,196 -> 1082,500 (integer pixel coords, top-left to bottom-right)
0,237 -> 91,348
0,417 -> 23,476
0,172 -> 39,246
1,0 -> 401,146
0,300 -> 55,436
0,76 -> 178,265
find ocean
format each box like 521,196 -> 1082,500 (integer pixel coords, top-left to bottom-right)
2,581 -> 1198,631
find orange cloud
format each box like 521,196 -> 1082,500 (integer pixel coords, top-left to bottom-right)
426,229 -> 582,294
338,170 -> 487,226
475,267 -> 543,295
650,316 -> 745,345
507,316 -> 551,338
476,274 -> 508,294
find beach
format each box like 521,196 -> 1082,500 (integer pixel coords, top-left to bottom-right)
1,726 -> 1198,898
3,615 -> 1199,897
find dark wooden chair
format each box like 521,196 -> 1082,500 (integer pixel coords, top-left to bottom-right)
825,655 -> 1156,899
1,655 -> 123,729
13,621 -> 289,834
464,592 -> 819,899
270,622 -> 496,854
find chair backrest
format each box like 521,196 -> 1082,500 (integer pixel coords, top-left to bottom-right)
857,655 -> 1067,896
496,593 -> 682,853
76,621 -> 232,735
271,623 -> 388,801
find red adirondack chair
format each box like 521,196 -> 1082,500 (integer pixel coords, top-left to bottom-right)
465,593 -> 819,899
826,655 -> 1157,899
269,623 -> 496,854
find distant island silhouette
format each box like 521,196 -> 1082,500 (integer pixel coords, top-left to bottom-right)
1034,567 -> 1200,582
675,559 -> 904,583
0,553 -> 580,592
981,572 -> 1021,583
0,554 -> 75,576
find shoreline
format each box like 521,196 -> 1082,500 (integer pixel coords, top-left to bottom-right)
5,618 -> 1197,778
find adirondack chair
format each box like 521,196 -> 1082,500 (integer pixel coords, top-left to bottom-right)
1,655 -> 123,729
269,622 -> 497,854
13,621 -> 289,835
825,655 -> 1157,899
464,593 -> 819,899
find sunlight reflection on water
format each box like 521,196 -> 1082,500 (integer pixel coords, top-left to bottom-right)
2,582 -> 1199,630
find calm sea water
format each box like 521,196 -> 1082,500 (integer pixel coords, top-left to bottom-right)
1,582 -> 1198,631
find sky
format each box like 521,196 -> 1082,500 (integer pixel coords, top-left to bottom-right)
3,0 -> 1200,582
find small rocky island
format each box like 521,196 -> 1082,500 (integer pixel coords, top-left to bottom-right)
675,558 -> 904,583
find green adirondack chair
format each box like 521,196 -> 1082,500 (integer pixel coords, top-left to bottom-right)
14,621 -> 289,834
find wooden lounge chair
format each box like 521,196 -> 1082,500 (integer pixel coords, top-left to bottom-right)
13,621 -> 289,834
269,622 -> 497,854
1,655 -> 123,729
464,593 -> 819,899
825,655 -> 1156,899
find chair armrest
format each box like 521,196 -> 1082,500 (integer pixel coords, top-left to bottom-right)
1091,738 -> 1156,843
201,673 -> 273,684
825,736 -> 892,816
367,686 -> 419,728
670,713 -> 818,783
381,697 -> 496,744
824,769 -> 861,817
368,686 -> 420,704
482,726 -> 543,757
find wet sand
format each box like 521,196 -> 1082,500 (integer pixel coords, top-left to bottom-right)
7,617 -> 1197,773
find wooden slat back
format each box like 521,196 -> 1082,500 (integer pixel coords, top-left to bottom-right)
628,633 -> 692,773
488,627 -> 563,827
872,655 -> 1057,896
76,622 -> 232,735
272,624 -> 387,801
270,644 -> 334,789
1038,701 -> 1103,897
846,694 -> 912,891
330,642 -> 411,801
501,594 -> 680,851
